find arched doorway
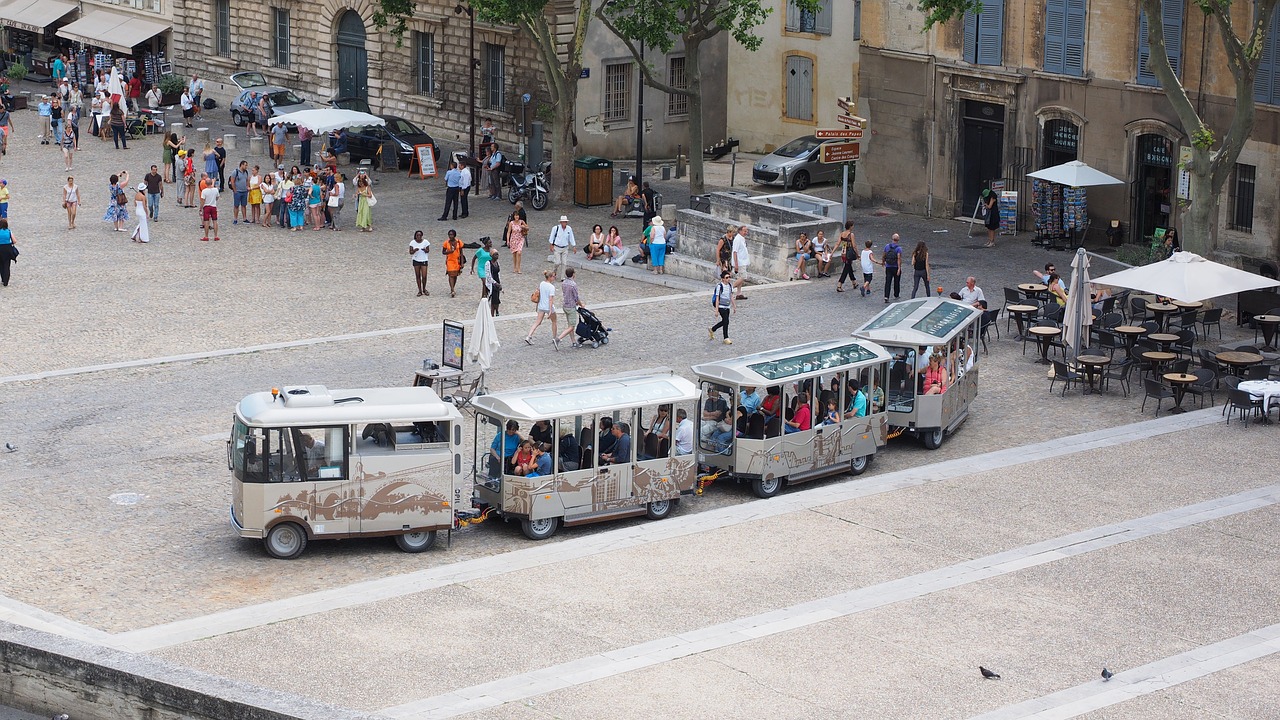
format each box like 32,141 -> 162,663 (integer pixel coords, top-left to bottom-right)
1132,134 -> 1173,243
336,10 -> 368,100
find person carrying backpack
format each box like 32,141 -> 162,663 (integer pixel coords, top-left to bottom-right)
709,270 -> 737,345
882,233 -> 903,303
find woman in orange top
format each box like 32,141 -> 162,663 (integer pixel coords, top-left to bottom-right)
442,229 -> 464,298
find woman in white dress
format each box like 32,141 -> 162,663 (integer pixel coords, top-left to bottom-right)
130,182 -> 150,243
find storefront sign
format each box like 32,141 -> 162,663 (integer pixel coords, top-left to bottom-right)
1177,145 -> 1192,200
1045,120 -> 1078,152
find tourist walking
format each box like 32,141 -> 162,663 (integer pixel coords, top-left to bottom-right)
709,270 -> 736,345
108,101 -> 127,149
442,229 -> 464,297
883,233 -> 903,303
507,212 -> 528,274
409,230 -> 430,296
355,172 -> 374,231
556,267 -> 582,345
525,268 -> 560,348
163,132 -> 183,183
200,176 -> 220,241
104,172 -> 129,232
59,121 -> 75,171
0,218 -> 15,286
62,176 -> 79,229
731,226 -> 751,300
548,215 -> 576,277
144,165 -> 163,221
910,241 -> 932,298
470,236 -> 494,298
130,183 -> 150,243
835,221 -> 858,293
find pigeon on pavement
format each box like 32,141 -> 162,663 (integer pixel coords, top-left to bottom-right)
980,666 -> 1001,679
4,442 -> 15,452
1101,667 -> 1113,681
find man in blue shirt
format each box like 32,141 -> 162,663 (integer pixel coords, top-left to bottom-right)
485,144 -> 504,199
601,423 -> 631,465
739,386 -> 762,416
527,446 -> 553,477
439,161 -> 461,221
37,96 -> 52,144
489,420 -> 521,479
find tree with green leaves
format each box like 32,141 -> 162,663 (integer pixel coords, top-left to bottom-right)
375,0 -> 592,201
920,0 -> 1279,255
597,0 -> 805,195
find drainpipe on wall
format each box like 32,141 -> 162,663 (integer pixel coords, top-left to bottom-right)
925,54 -> 937,218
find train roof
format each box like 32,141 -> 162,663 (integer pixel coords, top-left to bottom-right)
690,337 -> 893,386
853,297 -> 983,346
470,369 -> 700,420
237,385 -> 461,426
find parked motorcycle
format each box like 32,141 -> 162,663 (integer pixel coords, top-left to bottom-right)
507,161 -> 551,211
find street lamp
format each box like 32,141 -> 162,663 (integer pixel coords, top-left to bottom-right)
455,2 -> 476,157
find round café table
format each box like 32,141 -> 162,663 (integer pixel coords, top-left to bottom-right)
1253,314 -> 1280,352
1142,351 -> 1177,377
1076,354 -> 1111,394
1030,326 -> 1061,365
1147,302 -> 1178,332
1019,283 -> 1048,301
1162,372 -> 1197,414
1008,304 -> 1038,341
1147,333 -> 1181,352
1112,325 -> 1148,352
1171,300 -> 1203,310
1216,350 -> 1265,376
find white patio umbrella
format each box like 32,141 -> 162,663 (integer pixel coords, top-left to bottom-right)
466,299 -> 501,371
1027,160 -> 1124,187
1091,251 -> 1280,303
267,108 -> 384,134
1061,248 -> 1093,359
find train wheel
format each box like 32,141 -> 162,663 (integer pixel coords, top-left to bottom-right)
646,498 -> 677,520
521,517 -> 560,540
394,530 -> 437,553
850,455 -> 868,475
264,522 -> 307,559
921,428 -> 944,450
751,476 -> 782,498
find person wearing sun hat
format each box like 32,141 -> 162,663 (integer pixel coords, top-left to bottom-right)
547,214 -> 576,278
0,179 -> 9,219
130,182 -> 150,243
647,215 -> 668,274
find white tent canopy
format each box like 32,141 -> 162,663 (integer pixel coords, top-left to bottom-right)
1027,160 -> 1124,187
267,108 -> 384,134
1092,251 -> 1280,303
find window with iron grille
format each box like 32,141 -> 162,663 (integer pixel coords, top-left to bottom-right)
603,62 -> 633,122
484,44 -> 506,110
1228,163 -> 1255,233
667,56 -> 688,117
785,0 -> 832,34
414,31 -> 435,96
273,8 -> 290,68
215,0 -> 230,57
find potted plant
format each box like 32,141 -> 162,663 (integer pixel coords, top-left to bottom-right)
157,73 -> 185,105
5,61 -> 27,83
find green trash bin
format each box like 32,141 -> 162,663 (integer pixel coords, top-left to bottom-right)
574,156 -> 614,207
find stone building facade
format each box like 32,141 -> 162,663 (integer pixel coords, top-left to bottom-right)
171,0 -> 545,156
858,0 -> 1280,268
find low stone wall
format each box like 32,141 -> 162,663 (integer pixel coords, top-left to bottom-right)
675,191 -> 843,283
0,622 -> 376,720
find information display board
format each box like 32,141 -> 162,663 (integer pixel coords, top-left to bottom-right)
410,144 -> 438,179
442,320 -> 465,370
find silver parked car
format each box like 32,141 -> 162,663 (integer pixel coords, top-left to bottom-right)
228,72 -> 317,127
752,135 -> 845,191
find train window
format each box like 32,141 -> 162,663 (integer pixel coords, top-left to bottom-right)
673,400 -> 697,453
638,404 -> 674,460
293,426 -> 347,481
783,385 -> 814,433
480,414 -> 517,489
762,386 -> 783,437
556,417 -> 583,472
887,347 -> 918,412
699,382 -> 733,454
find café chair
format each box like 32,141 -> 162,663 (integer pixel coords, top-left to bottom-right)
1173,330 -> 1196,359
1050,360 -> 1082,397
1199,307 -> 1223,340
1102,358 -> 1135,397
1185,368 -> 1216,408
1141,378 -> 1176,416
1169,358 -> 1191,375
979,308 -> 1001,354
1173,309 -> 1199,338
1244,364 -> 1270,380
1129,296 -> 1151,324
1225,388 -> 1263,426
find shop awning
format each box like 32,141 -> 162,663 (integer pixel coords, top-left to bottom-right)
0,0 -> 77,34
56,10 -> 170,54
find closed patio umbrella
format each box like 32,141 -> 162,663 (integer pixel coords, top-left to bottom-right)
1061,248 -> 1093,359
1091,251 -> 1280,303
467,298 -> 500,372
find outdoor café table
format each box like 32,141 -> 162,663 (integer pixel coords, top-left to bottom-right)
1216,351 -> 1265,376
1076,355 -> 1111,394
1008,304 -> 1038,340
1162,372 -> 1197,413
1239,379 -> 1280,423
1253,314 -> 1280,352
1113,325 -> 1148,351
1147,332 -> 1181,352
1019,283 -> 1048,301
1147,302 -> 1179,331
1171,300 -> 1203,310
1142,351 -> 1177,376
1030,326 -> 1061,365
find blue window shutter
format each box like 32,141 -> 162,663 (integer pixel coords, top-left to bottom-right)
1064,0 -> 1086,76
1259,8 -> 1280,104
1044,0 -> 1066,75
1271,10 -> 1280,103
1137,8 -> 1156,86
1163,0 -> 1184,78
976,0 -> 1005,66
963,10 -> 978,64
786,0 -> 800,32
815,0 -> 832,35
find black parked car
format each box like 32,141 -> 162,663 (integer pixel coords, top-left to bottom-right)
346,116 -> 441,170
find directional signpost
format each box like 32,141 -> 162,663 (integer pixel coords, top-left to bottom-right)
826,98 -> 868,225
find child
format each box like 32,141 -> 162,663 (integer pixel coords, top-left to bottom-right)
0,179 -> 9,218
824,399 -> 840,426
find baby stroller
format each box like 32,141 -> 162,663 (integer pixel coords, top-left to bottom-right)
573,307 -> 611,348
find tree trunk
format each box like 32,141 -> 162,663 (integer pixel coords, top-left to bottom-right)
1183,147 -> 1215,256
685,38 -> 705,195
550,96 -> 577,202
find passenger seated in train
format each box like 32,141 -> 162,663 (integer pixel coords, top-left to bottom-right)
707,418 -> 735,453
739,386 -> 762,416
760,386 -> 782,421
578,423 -> 595,470
489,420 -> 522,480
558,431 -> 580,471
643,405 -> 672,459
601,422 -> 632,464
512,440 -> 537,476
674,409 -> 694,455
529,419 -> 554,451
784,391 -> 812,434
525,445 -> 552,478
701,388 -> 729,439
823,399 -> 840,426
923,352 -> 948,395
844,379 -> 868,418
598,417 -> 617,465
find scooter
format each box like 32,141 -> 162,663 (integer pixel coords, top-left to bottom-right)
507,161 -> 550,211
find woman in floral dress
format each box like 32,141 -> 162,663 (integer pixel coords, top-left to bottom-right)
103,172 -> 129,231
